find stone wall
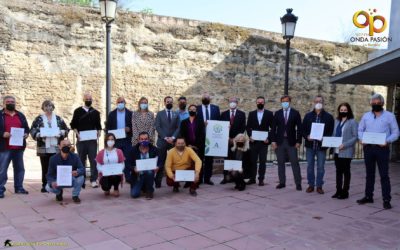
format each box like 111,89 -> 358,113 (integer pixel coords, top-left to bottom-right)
0,0 -> 387,146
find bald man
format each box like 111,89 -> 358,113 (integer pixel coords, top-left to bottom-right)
70,93 -> 102,188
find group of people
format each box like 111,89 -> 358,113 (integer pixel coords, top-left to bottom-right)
0,92 -> 398,209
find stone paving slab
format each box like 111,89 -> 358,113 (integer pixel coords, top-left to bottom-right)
0,149 -> 399,249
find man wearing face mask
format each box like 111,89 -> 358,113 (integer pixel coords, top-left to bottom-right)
220,97 -> 246,184
270,95 -> 303,191
105,97 -> 133,183
0,95 -> 30,198
154,96 -> 180,188
70,93 -> 102,188
246,96 -> 274,186
177,96 -> 189,122
302,95 -> 334,194
357,94 -> 399,209
46,137 -> 85,203
196,93 -> 220,185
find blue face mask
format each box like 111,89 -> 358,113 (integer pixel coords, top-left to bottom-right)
140,103 -> 148,110
281,102 -> 290,109
117,103 -> 125,110
140,140 -> 150,147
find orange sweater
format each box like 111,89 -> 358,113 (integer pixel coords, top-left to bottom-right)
165,147 -> 202,179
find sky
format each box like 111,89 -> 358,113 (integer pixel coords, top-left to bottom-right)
117,0 -> 392,45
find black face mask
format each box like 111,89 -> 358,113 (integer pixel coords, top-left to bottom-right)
61,146 -> 71,154
189,111 -> 196,117
202,99 -> 210,105
166,103 -> 173,110
85,100 -> 92,107
5,104 -> 15,111
339,112 -> 348,118
236,142 -> 244,148
371,104 -> 383,112
257,104 -> 264,110
179,104 -> 187,110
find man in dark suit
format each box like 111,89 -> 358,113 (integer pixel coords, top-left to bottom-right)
220,97 -> 246,184
271,95 -> 302,191
196,93 -> 220,185
154,96 -> 180,188
106,96 -> 133,183
246,96 -> 273,186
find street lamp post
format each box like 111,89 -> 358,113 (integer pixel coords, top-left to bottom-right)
99,0 -> 117,117
280,8 -> 298,95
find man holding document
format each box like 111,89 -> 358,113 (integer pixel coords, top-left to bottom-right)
165,137 -> 202,196
0,95 -> 30,198
46,138 -> 85,203
302,95 -> 334,194
357,94 -> 399,209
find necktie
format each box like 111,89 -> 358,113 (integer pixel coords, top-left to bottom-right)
284,110 -> 288,137
205,106 -> 210,120
167,111 -> 171,123
230,110 -> 235,125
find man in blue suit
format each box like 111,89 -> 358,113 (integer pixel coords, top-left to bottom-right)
196,93 -> 220,185
106,97 -> 133,183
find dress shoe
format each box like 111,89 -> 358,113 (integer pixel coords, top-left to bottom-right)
189,189 -> 197,196
72,196 -> 81,203
15,189 -> 29,194
113,190 -> 120,197
383,201 -> 392,209
258,180 -> 265,186
316,187 -> 324,194
104,191 -> 110,196
155,182 -> 161,188
173,187 -> 179,193
40,187 -> 47,193
331,192 -> 340,198
306,186 -> 314,193
357,197 -> 374,204
204,180 -> 214,185
296,184 -> 302,191
146,192 -> 154,200
276,183 -> 286,189
246,179 -> 256,185
56,190 -> 63,201
0,193 -> 4,198
338,192 -> 349,199
220,179 -> 227,184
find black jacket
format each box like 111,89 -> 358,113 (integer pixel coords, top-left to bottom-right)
129,143 -> 161,174
70,107 -> 102,132
271,108 -> 302,146
246,109 -> 274,145
302,109 -> 334,149
220,109 -> 246,139
106,108 -> 133,139
179,117 -> 205,151
0,110 -> 29,151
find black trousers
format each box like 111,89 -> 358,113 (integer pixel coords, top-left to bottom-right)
39,154 -> 56,188
249,142 -> 268,181
77,140 -> 98,182
100,175 -> 122,191
334,154 -> 352,193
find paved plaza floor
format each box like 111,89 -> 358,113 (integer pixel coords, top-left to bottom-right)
0,149 -> 399,249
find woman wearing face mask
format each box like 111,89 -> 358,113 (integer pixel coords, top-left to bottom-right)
95,133 -> 125,197
179,105 -> 205,157
30,100 -> 69,193
226,133 -> 251,191
132,97 -> 155,145
331,103 -> 358,199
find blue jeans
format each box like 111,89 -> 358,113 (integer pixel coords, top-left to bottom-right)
306,148 -> 326,187
46,175 -> 84,197
0,150 -> 25,194
130,171 -> 155,198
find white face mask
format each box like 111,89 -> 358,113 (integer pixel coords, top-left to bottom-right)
107,140 -> 115,148
229,102 -> 237,109
315,103 -> 323,110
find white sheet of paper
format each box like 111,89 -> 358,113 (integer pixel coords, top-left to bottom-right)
175,170 -> 195,182
108,128 -> 126,139
40,127 -> 60,137
322,137 -> 343,147
57,165 -> 72,186
310,123 -> 325,140
99,163 -> 124,176
224,160 -> 242,171
79,130 -> 97,141
251,131 -> 268,141
136,158 -> 158,171
9,127 -> 25,146
362,132 -> 386,145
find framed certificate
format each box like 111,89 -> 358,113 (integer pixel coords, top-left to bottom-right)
322,137 -> 343,147
175,170 -> 195,182
251,131 -> 268,141
224,160 -> 242,171
362,132 -> 386,145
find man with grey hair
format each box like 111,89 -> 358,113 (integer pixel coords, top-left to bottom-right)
0,95 -> 30,198
357,93 -> 399,209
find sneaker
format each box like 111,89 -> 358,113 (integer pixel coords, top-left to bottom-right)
356,197 -> 374,204
72,196 -> 81,203
91,182 -> 98,188
56,190 -> 63,201
383,201 -> 392,209
189,189 -> 197,196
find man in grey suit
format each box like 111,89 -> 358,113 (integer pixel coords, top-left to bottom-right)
155,96 -> 180,188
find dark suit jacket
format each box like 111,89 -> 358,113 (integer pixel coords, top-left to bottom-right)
154,109 -> 180,147
246,109 -> 274,144
196,104 -> 220,122
302,109 -> 334,149
220,109 -> 246,139
271,108 -> 302,146
106,108 -> 133,139
179,117 -> 205,151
